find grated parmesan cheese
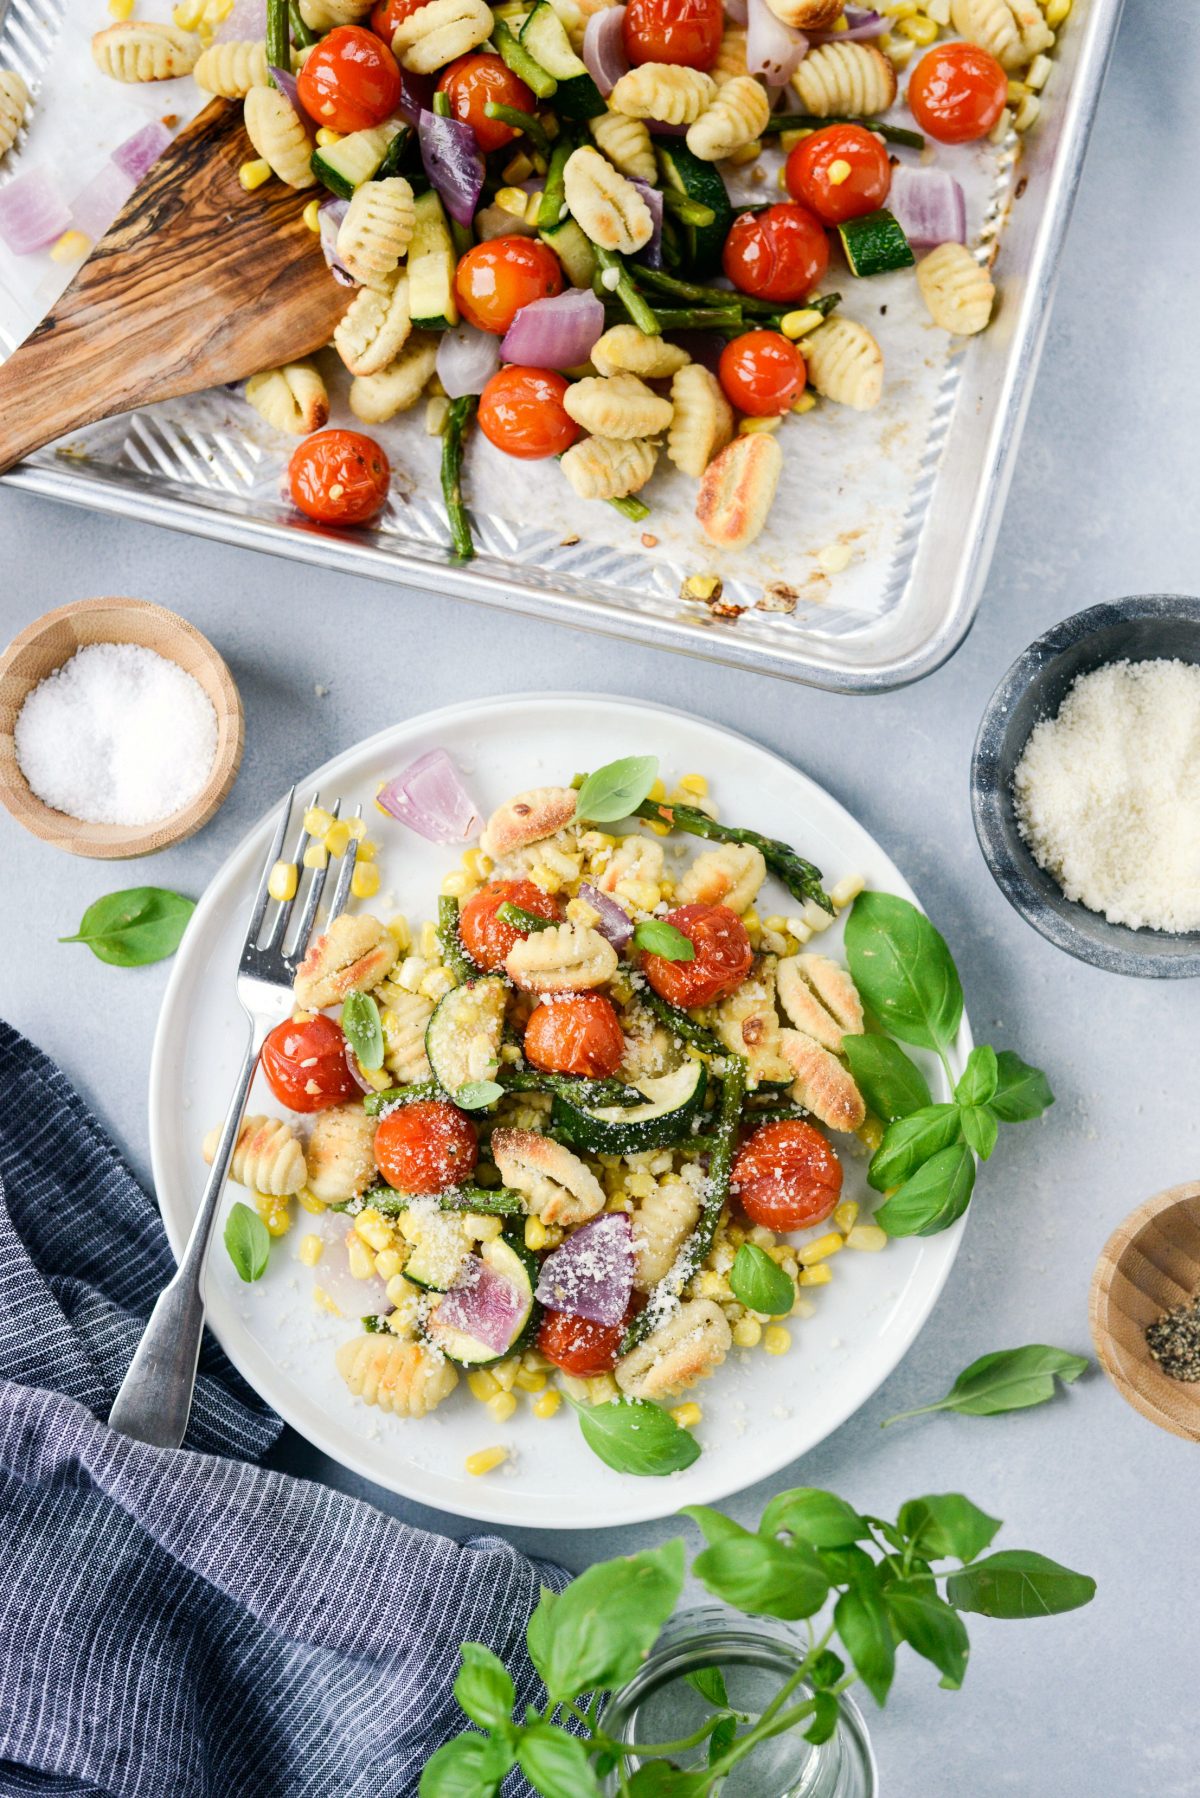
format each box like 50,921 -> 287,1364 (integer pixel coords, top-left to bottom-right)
1013,658 -> 1200,933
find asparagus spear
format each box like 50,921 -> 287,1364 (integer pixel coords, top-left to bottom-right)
495,901 -> 556,933
644,989 -> 727,1058
661,189 -> 716,229
441,396 -> 476,564
287,0 -> 317,47
593,246 -> 661,336
437,894 -> 479,984
485,102 -> 552,160
336,1184 -> 525,1216
266,0 -> 290,82
537,136 -> 572,231
363,1080 -> 443,1116
633,796 -> 834,916
498,1068 -> 645,1108
763,112 -> 925,150
606,494 -> 651,523
492,18 -> 558,99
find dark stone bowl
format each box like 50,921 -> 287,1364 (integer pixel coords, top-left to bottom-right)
971,595 -> 1200,978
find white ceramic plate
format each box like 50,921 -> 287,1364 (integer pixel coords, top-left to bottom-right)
150,694 -> 971,1529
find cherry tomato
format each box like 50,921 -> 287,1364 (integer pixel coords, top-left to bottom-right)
538,1297 -> 641,1376
784,123 -> 892,225
296,26 -> 401,134
478,366 -> 580,460
260,1015 -> 359,1112
722,204 -> 830,305
289,430 -> 389,526
369,0 -> 426,38
459,879 -> 562,971
641,902 -> 753,1008
718,330 -> 804,418
374,1100 -> 478,1193
453,237 -> 565,336
524,994 -> 625,1079
907,41 -> 1008,144
436,52 -> 535,153
732,1119 -> 843,1233
622,0 -> 723,69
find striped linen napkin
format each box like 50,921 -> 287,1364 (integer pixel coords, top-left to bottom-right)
0,1020 -> 564,1796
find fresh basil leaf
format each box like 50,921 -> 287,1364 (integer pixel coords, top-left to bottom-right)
954,1045 -> 998,1107
760,1488 -> 870,1550
525,1587 -> 559,1691
627,1767 -> 710,1796
868,1104 -> 963,1192
418,1730 -> 512,1798
946,1550 -> 1096,1619
833,1582 -> 895,1706
896,1495 -> 1001,1563
453,1644 -> 515,1732
681,1505 -> 753,1548
530,1541 -> 686,1702
686,1665 -> 729,1708
989,1051 -> 1055,1122
818,1543 -> 878,1588
708,1713 -> 738,1766
808,1648 -> 845,1690
571,1396 -> 700,1478
958,1104 -> 998,1160
840,1035 -> 932,1123
884,1345 -> 1090,1427
223,1201 -> 270,1283
341,991 -> 384,1072
632,919 -> 696,962
516,1722 -> 603,1798
804,1692 -> 840,1745
693,1534 -> 830,1621
575,756 -> 659,824
844,892 -> 963,1053
729,1243 -> 794,1316
884,1581 -> 970,1689
456,1079 -> 505,1111
59,886 -> 195,968
875,1142 -> 975,1238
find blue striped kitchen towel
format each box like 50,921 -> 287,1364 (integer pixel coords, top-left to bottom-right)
0,1020 -> 565,1798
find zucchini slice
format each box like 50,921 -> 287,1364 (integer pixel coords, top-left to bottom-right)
408,189 -> 459,328
540,215 -> 597,288
402,1211 -> 473,1290
837,208 -> 914,278
425,976 -> 507,1099
311,121 -> 406,200
519,3 -> 606,117
550,1059 -> 707,1154
655,142 -> 731,276
425,1236 -> 536,1365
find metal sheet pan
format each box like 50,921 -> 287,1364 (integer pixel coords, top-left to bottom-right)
0,0 -> 1124,689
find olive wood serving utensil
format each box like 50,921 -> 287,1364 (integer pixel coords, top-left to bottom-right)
1089,1180 -> 1200,1442
0,98 -> 351,475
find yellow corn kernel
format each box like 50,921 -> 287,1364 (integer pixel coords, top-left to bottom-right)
302,197 -> 321,232
267,859 -> 298,902
312,1284 -> 341,1315
790,392 -> 817,417
738,416 -> 781,435
733,1316 -> 762,1348
420,920 -> 440,959
324,819 -> 351,858
354,1207 -> 393,1253
463,847 -> 492,880
493,1357 -> 521,1392
780,308 -> 824,341
646,818 -> 670,836
238,158 -> 272,191
1014,92 -> 1041,132
487,1390 -> 518,1423
830,872 -> 865,908
387,914 -> 411,951
420,966 -> 455,1001
898,13 -> 937,42
728,139 -> 761,167
314,126 -> 342,147
748,1224 -> 776,1248
882,0 -> 919,15
778,128 -> 812,152
817,541 -> 853,574
799,1232 -> 843,1267
648,777 -> 667,803
826,157 -> 853,186
856,1114 -> 885,1153
671,1402 -> 702,1429
303,841 -> 328,871
342,815 -> 366,841
533,1388 -> 562,1420
108,0 -> 135,16
1044,0 -> 1070,24
468,1369 -> 500,1402
351,862 -> 381,900
1026,52 -> 1052,91
566,896 -> 602,929
425,395 -> 450,437
440,868 -> 471,897
524,1216 -> 551,1251
465,1446 -> 509,1476
524,190 -> 544,225
356,839 -> 379,864
764,1325 -> 792,1356
346,1237 -> 375,1281
465,1214 -> 504,1243
681,573 -> 722,604
502,149 -> 534,183
799,1263 -> 832,1287
515,1367 -> 547,1393
926,0 -> 950,19
834,1200 -> 860,1234
172,0 -> 203,24
846,1223 -> 888,1252
254,1192 -> 292,1236
374,1247 -> 404,1280
297,1189 -> 325,1215
490,186 -> 524,217
588,1373 -> 619,1404
49,229 -> 90,263
1006,77 -> 1028,104
625,1170 -> 657,1201
694,1269 -> 729,1301
298,1233 -> 323,1267
304,804 -> 335,836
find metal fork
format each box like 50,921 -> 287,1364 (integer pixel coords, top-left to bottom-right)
108,786 -> 364,1449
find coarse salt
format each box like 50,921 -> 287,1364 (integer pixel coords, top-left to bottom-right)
15,642 -> 219,827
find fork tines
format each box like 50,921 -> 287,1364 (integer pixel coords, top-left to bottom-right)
241,786 -> 366,982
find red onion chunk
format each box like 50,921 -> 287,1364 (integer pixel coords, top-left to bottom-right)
215,0 -> 265,39
630,178 -> 664,268
648,120 -> 688,137
397,65 -> 435,126
888,164 -> 966,246
317,194 -> 356,286
433,1256 -> 529,1354
582,5 -> 628,96
376,747 -> 483,842
578,882 -> 634,950
438,321 -> 503,396
0,167 -> 71,254
809,7 -> 885,40
535,1213 -> 634,1327
500,287 -> 606,369
111,118 -> 173,183
419,107 -> 484,228
269,64 -> 303,115
71,160 -> 136,240
747,0 -> 807,85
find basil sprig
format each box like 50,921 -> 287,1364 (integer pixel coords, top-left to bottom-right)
456,1079 -> 505,1110
59,886 -> 195,967
883,1345 -> 1089,1427
341,991 -> 384,1072
729,1243 -> 794,1316
632,918 -> 695,961
574,755 -> 659,824
224,1201 -> 270,1283
567,1395 -> 700,1477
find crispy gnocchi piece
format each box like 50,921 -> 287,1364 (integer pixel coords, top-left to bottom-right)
686,76 -> 771,162
504,921 -> 619,993
667,363 -> 734,478
780,1029 -> 865,1133
591,324 -> 690,381
244,362 -> 329,436
0,71 -> 30,157
776,953 -> 864,1051
293,913 -> 398,1010
696,432 -> 782,549
608,62 -> 716,124
390,0 -> 492,72
305,1103 -> 377,1204
301,0 -> 371,25
917,243 -> 996,336
764,0 -> 843,23
333,273 -> 412,376
950,0 -> 1052,69
716,959 -> 794,1087
377,984 -> 434,1083
712,27 -> 747,85
678,843 -> 766,914
789,40 -> 896,117
203,1114 -> 307,1197
349,331 -> 438,424
588,109 -> 656,182
193,38 -> 271,97
631,1177 -> 702,1287
803,317 -> 883,411
563,372 -> 674,441
490,1128 -> 606,1226
563,145 -> 654,253
560,434 -> 657,502
92,21 -> 198,81
336,175 -> 415,289
336,1335 -> 458,1415
244,83 -> 315,188
480,785 -> 577,859
615,1298 -> 731,1400
596,832 -> 664,895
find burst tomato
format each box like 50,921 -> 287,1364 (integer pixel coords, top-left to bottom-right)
296,25 -> 402,133
369,0 -> 425,38
374,1101 -> 478,1193
260,1015 -> 360,1112
718,330 -> 804,417
722,204 -> 830,305
622,0 -> 723,68
784,123 -> 892,225
538,1298 -> 640,1376
641,902 -> 752,1007
478,366 -> 580,460
524,994 -> 625,1079
458,879 -> 561,971
907,41 -> 1008,143
289,431 -> 389,526
732,1119 -> 843,1232
436,52 -> 535,152
453,237 -> 565,335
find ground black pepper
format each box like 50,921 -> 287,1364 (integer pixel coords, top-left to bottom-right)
1145,1294 -> 1200,1382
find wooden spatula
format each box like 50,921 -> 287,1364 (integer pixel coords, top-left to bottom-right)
0,97 -> 352,474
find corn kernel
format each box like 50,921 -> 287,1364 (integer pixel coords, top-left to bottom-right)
172,0 -> 202,24
830,872 -> 865,908
1044,0 -> 1070,23
425,394 -> 450,437
791,391 -> 818,416
312,1284 -> 341,1315
799,1232 -> 843,1267
254,1192 -> 292,1236
387,914 -> 412,952
989,105 -> 1013,143
648,777 -> 667,803
347,1237 -> 375,1280
267,858 -> 298,902
487,1390 -> 518,1423
420,920 -> 440,959
681,573 -> 722,603
694,1269 -> 729,1300
834,1200 -> 860,1234
857,1114 -> 885,1153
588,1373 -> 619,1404
525,1216 -> 551,1251
492,1357 -> 520,1392
780,308 -> 824,341
324,820 -> 351,858
898,13 -> 938,43
1026,52 -> 1052,91
465,1446 -> 509,1476
671,1402 -> 702,1429
297,1189 -> 325,1215
739,415 -> 782,435
764,1325 -> 792,1356
374,1247 -> 404,1280
351,862 -> 381,900
49,229 -> 90,264
502,149 -> 534,183
463,847 -> 492,880
533,1388 -> 562,1419
566,895 -> 602,928
468,1369 -> 500,1402
733,1316 -> 762,1348
465,1214 -> 504,1242
926,0 -> 950,20
354,1207 -> 392,1252
440,868 -> 471,897
302,197 -> 321,232
303,841 -> 328,871
314,126 -> 342,147
778,128 -> 812,152
397,954 -> 427,992
420,966 -> 455,1001
107,0 -> 135,16
749,1224 -> 776,1248
799,1263 -> 832,1287
238,158 -> 272,191
524,190 -> 544,224
356,839 -> 379,864
846,1224 -> 888,1252
304,804 -> 335,837
515,1367 -> 547,1393
495,185 -> 528,217
298,1233 -> 323,1267
1014,92 -> 1041,132
386,1273 -> 417,1307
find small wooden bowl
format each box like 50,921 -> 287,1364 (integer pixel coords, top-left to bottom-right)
1089,1181 -> 1200,1442
0,596 -> 243,860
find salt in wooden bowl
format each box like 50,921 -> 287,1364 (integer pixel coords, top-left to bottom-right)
1089,1181 -> 1200,1443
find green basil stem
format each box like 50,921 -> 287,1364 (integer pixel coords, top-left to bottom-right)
495,900 -> 555,933
437,894 -> 478,983
594,246 -> 661,336
287,0 -> 317,47
661,188 -> 716,228
537,136 -> 572,230
491,18 -> 558,99
763,111 -> 925,149
266,0 -> 290,83
606,493 -> 651,522
441,395 -> 476,562
484,100 -> 551,158
632,795 -> 834,916
644,989 -> 726,1057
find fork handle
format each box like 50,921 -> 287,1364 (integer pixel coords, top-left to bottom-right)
108,1027 -> 262,1449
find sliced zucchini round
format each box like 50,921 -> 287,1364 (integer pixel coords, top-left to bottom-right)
550,1059 -> 708,1154
654,142 -> 732,276
425,1236 -> 536,1366
401,1211 -> 473,1291
425,975 -> 507,1098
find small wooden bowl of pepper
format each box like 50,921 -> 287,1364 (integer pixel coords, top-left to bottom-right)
1090,1181 -> 1200,1443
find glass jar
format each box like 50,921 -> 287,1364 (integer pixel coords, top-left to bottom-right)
601,1607 -> 877,1798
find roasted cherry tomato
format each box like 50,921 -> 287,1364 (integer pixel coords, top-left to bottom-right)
436,51 -> 535,153
296,25 -> 402,134
374,1100 -> 478,1193
907,40 -> 1008,143
622,0 -> 723,69
732,1119 -> 843,1233
369,0 -> 425,36
641,902 -> 753,1008
538,1297 -> 641,1376
453,237 -> 565,335
289,430 -> 389,526
784,123 -> 892,225
458,879 -> 561,971
260,1014 -> 360,1112
524,994 -> 625,1079
718,330 -> 804,417
722,204 -> 830,304
478,366 -> 580,460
